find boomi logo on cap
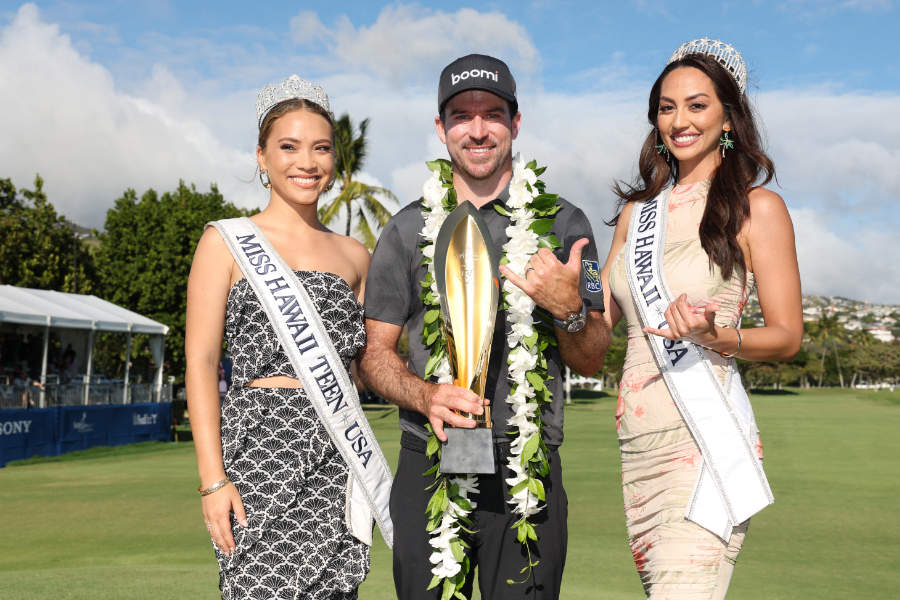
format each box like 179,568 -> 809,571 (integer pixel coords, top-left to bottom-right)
450,69 -> 499,86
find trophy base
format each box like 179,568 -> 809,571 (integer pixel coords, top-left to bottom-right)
440,428 -> 496,474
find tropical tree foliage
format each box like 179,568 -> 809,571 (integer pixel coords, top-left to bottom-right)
0,175 -> 95,293
93,182 -> 248,383
318,114 -> 396,249
805,313 -> 847,387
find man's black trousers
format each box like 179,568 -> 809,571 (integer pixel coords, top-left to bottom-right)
390,433 -> 568,600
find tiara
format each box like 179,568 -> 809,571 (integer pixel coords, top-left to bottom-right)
255,75 -> 332,127
667,38 -> 748,93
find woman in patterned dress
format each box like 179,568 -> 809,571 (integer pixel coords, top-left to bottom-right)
598,42 -> 803,598
185,79 -> 374,599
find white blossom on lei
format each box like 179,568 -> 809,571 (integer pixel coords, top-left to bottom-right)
419,162 -> 481,583
502,154 -> 544,518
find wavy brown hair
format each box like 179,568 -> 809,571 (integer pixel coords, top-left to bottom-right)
610,54 -> 775,281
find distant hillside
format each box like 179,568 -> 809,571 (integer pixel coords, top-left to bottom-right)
744,293 -> 899,342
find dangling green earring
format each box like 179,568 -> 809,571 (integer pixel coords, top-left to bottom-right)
655,132 -> 669,159
719,130 -> 734,157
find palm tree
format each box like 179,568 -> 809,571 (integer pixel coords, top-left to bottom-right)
809,312 -> 847,387
319,114 -> 397,250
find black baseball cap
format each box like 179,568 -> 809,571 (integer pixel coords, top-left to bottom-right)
437,54 -> 517,114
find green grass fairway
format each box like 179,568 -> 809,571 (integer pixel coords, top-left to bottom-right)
2,388 -> 898,599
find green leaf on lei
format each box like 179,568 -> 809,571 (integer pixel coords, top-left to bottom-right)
427,574 -> 442,591
529,218 -> 555,235
426,434 -> 441,458
509,479 -> 529,496
528,477 -> 546,502
520,433 -> 540,465
426,158 -> 451,173
537,233 -> 561,249
525,370 -> 546,392
424,350 -> 442,379
441,578 -> 455,600
516,522 -> 528,543
530,194 -> 558,212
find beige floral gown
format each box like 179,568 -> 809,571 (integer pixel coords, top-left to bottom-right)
609,180 -> 757,599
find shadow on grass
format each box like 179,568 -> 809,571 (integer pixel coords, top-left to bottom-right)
362,405 -> 399,419
567,389 -> 615,405
5,441 -> 178,468
747,388 -> 799,396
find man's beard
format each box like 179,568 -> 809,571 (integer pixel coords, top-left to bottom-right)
448,146 -> 511,182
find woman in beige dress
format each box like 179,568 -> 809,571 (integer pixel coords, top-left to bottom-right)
599,39 -> 803,598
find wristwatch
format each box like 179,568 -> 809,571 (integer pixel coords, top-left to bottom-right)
553,300 -> 588,333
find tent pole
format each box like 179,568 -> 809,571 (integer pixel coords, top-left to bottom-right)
154,337 -> 165,402
122,327 -> 132,404
83,328 -> 95,405
39,319 -> 50,408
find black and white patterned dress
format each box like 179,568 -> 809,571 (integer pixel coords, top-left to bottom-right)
216,270 -> 369,600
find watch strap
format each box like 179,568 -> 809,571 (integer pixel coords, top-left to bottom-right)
553,299 -> 587,329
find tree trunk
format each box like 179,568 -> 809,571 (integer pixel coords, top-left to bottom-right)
345,201 -> 352,237
831,340 -> 844,388
818,346 -> 827,387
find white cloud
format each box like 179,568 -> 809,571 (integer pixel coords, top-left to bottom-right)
758,90 -> 900,208
793,208 -> 899,303
0,4 -> 262,227
290,10 -> 326,45
294,5 -> 539,85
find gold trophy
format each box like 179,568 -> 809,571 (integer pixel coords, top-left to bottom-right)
434,202 -> 501,474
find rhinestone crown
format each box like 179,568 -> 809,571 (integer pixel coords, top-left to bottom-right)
667,38 -> 748,93
256,75 -> 332,127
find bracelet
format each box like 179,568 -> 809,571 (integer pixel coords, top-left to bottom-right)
198,477 -> 231,496
722,327 -> 742,358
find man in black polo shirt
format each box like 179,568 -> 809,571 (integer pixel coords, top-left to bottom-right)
359,54 -> 611,599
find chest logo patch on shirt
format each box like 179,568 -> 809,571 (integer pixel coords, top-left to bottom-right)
582,259 -> 602,293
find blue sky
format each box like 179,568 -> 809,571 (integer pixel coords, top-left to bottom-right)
1,1 -> 899,302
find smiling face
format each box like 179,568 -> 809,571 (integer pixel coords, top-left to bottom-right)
657,66 -> 731,180
256,107 -> 334,207
435,89 -> 520,183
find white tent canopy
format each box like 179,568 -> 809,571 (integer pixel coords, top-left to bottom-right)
0,285 -> 169,334
0,285 -> 169,406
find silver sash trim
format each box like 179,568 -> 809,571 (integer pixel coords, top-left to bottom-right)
624,190 -> 773,540
209,218 -> 394,548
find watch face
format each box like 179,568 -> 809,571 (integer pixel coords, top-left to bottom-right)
566,315 -> 587,332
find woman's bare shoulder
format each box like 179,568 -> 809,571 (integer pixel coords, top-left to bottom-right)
747,187 -> 789,218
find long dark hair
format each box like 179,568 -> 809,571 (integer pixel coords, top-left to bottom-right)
611,54 -> 775,281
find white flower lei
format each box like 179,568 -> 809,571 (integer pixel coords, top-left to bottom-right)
418,154 -> 561,598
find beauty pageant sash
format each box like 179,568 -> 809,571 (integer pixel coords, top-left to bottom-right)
624,190 -> 773,540
209,218 -> 394,548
